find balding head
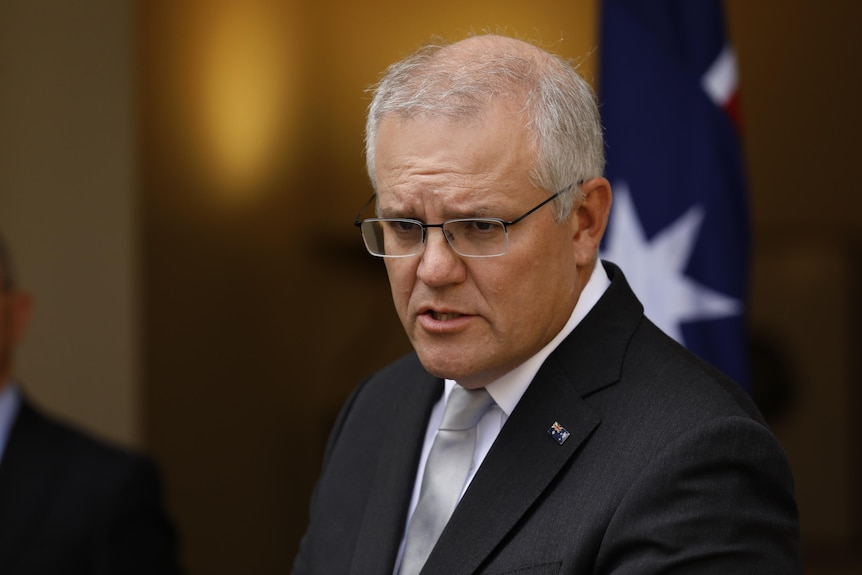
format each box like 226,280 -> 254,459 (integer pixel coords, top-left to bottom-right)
365,33 -> 605,220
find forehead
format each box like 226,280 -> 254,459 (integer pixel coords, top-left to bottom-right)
373,103 -> 537,204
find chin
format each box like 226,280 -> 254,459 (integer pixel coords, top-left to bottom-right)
417,353 -> 495,389
415,350 -> 466,381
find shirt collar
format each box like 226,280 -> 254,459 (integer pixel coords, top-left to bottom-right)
0,382 -> 22,463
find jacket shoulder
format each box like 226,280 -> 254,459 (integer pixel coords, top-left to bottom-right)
11,399 -> 152,472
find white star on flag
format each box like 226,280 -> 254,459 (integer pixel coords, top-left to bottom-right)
601,182 -> 742,344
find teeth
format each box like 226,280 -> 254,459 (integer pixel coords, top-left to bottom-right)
432,312 -> 461,321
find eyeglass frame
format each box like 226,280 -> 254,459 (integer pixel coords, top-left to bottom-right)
352,183 -> 576,258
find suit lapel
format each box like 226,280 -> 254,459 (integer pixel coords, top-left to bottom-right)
422,262 -> 643,573
422,358 -> 598,574
350,367 -> 443,575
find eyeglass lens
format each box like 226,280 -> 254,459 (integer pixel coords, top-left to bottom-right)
360,219 -> 508,257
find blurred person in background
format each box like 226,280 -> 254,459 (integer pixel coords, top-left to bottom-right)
0,233 -> 183,574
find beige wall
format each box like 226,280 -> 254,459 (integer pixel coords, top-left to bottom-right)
0,0 -> 138,446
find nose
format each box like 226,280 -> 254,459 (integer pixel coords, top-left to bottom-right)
416,227 -> 467,287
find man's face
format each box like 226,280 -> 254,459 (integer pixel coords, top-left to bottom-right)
373,103 -> 586,389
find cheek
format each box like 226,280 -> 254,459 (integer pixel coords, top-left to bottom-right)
490,253 -> 561,310
384,262 -> 416,306
472,263 -> 522,314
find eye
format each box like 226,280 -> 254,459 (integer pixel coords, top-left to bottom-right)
385,220 -> 422,237
463,219 -> 500,233
472,220 -> 495,231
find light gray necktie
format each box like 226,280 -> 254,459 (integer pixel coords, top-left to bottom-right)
399,386 -> 495,575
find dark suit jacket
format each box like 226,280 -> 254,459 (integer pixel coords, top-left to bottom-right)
0,397 -> 183,575
293,262 -> 800,574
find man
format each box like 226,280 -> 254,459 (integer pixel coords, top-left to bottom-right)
294,34 -> 800,574
0,234 -> 183,574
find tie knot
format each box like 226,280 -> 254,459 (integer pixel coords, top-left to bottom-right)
439,386 -> 494,431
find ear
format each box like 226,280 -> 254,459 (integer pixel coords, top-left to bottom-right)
571,177 -> 612,266
9,290 -> 33,346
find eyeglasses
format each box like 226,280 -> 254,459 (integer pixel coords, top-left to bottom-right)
353,185 -> 573,258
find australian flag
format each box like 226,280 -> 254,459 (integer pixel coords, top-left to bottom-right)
548,422 -> 571,446
599,0 -> 750,390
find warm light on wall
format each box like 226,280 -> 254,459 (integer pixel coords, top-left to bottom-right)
185,0 -> 302,201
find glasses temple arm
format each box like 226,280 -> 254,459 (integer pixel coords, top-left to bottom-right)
353,192 -> 378,226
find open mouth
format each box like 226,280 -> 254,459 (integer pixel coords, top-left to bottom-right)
428,311 -> 462,321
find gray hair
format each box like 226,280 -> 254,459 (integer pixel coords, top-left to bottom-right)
364,35 -> 605,221
0,234 -> 15,291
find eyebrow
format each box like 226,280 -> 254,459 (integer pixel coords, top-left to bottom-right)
377,200 -> 501,220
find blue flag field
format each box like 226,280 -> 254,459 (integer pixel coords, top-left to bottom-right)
599,0 -> 750,389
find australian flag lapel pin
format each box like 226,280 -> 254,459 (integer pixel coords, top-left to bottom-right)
548,421 -> 570,445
